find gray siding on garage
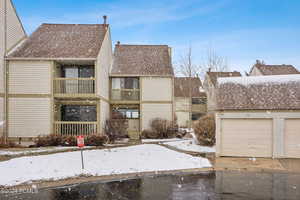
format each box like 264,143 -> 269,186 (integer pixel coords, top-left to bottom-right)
216,111 -> 300,158
220,118 -> 273,157
284,119 -> 300,158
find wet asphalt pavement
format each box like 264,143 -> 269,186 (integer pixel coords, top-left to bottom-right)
1,171 -> 300,200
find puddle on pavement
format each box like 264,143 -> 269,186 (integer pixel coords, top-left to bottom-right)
1,171 -> 300,200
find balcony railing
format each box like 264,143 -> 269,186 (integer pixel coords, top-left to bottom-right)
54,78 -> 95,96
54,121 -> 97,136
192,104 -> 207,112
111,89 -> 140,101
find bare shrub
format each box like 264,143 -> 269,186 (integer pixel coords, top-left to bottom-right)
86,134 -> 108,146
143,118 -> 177,139
194,114 -> 215,146
61,136 -> 77,146
105,112 -> 128,143
35,134 -> 107,147
34,134 -> 63,147
0,137 -> 19,148
141,129 -> 157,139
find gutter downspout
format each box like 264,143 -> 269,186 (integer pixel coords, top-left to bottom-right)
3,0 -> 8,143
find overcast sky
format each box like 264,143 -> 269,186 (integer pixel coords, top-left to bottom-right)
14,0 -> 300,74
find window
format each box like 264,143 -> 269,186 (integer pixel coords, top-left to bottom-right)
192,113 -> 204,121
112,78 -> 139,89
62,65 -> 95,78
61,105 -> 97,122
112,106 -> 139,119
115,109 -> 139,119
192,97 -> 207,105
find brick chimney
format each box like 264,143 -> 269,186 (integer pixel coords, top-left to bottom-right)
103,15 -> 107,24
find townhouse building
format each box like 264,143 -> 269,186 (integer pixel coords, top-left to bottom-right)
1,8 -> 177,141
174,77 -> 207,127
110,44 -> 174,139
1,0 -> 27,139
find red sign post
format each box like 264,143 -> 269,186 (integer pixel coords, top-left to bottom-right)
77,135 -> 85,169
77,135 -> 85,148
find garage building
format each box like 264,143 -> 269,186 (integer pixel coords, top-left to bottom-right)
215,74 -> 300,158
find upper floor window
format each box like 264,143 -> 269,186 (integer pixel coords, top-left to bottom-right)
192,97 -> 207,105
61,65 -> 95,78
112,78 -> 139,90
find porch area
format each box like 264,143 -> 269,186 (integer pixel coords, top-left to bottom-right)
53,102 -> 99,136
112,104 -> 140,139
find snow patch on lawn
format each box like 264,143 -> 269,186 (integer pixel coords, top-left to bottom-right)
0,144 -> 211,186
142,138 -> 184,143
164,140 -> 215,153
0,146 -> 93,156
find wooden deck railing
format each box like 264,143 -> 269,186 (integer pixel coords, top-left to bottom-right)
111,89 -> 140,101
54,121 -> 98,136
54,78 -> 95,95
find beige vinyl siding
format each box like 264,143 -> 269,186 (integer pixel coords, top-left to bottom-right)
175,97 -> 189,111
141,77 -> 172,101
0,59 -> 3,93
9,98 -> 51,137
6,0 -> 26,50
250,66 -> 263,76
141,103 -> 172,130
9,61 -> 51,94
96,28 -> 112,99
284,119 -> 300,158
176,111 -> 189,127
220,119 -> 273,157
0,97 -> 3,137
207,84 -> 216,113
100,100 -> 110,133
128,119 -> 139,132
0,1 -> 4,94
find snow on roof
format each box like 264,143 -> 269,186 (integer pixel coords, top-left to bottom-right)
217,74 -> 300,110
218,74 -> 300,86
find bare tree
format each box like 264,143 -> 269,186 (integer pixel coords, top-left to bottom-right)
202,47 -> 229,72
176,46 -> 228,128
177,46 -> 200,128
178,46 -> 200,78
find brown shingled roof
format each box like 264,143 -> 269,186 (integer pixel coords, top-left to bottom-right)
216,75 -> 300,110
253,64 -> 299,75
174,77 -> 206,97
206,71 -> 241,86
111,45 -> 174,76
9,23 -> 108,58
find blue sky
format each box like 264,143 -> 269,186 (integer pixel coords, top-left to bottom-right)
13,0 -> 300,74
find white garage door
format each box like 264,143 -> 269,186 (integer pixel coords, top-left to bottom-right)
284,119 -> 300,158
221,119 -> 273,157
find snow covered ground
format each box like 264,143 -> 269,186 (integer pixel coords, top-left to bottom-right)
0,144 -> 211,186
142,138 -> 184,143
0,146 -> 93,156
164,140 -> 215,153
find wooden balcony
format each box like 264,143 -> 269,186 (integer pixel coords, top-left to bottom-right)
54,78 -> 96,97
111,89 -> 140,102
54,121 -> 98,136
192,104 -> 207,112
